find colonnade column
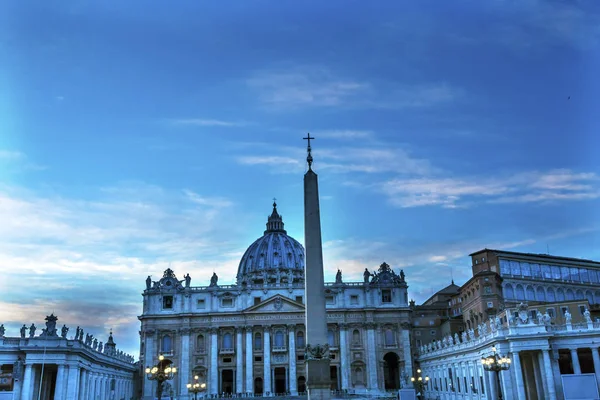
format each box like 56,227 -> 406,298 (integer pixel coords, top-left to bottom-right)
288,325 -> 298,395
542,349 -> 557,400
66,365 -> 81,399
54,364 -> 66,399
366,323 -> 379,392
511,351 -> 526,400
571,348 -> 582,374
21,364 -> 33,400
339,324 -> 349,390
180,328 -> 191,398
245,326 -> 253,394
263,327 -> 271,396
78,369 -> 87,400
236,327 -> 244,394
591,347 -> 600,390
210,328 -> 219,395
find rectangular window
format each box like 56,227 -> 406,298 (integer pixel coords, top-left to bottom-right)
222,357 -> 232,363
480,376 -> 485,394
197,299 -> 205,309
163,296 -> 173,309
350,295 -> 359,305
295,296 -> 303,303
254,356 -> 262,362
487,301 -> 494,308
325,296 -> 335,305
297,354 -> 305,361
222,298 -> 233,308
547,308 -> 555,318
561,307 -> 568,316
579,305 -> 586,315
484,286 -> 492,294
254,297 -> 261,305
416,339 -> 422,347
381,290 -> 392,303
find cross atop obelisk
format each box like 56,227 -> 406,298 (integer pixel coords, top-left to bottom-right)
302,134 -> 331,399
303,133 -> 314,169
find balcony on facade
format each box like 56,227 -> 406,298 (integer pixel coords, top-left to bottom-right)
220,347 -> 235,355
272,345 -> 287,352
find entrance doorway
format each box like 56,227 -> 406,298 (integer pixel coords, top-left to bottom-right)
254,377 -> 263,394
383,352 -> 400,390
298,376 -> 306,393
274,367 -> 286,394
221,369 -> 234,394
330,366 -> 339,391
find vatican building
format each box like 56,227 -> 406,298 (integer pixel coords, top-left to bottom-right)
139,202 -> 413,399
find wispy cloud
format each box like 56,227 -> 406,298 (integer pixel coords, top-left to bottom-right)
171,118 -> 247,127
0,150 -> 25,160
379,169 -> 600,208
315,130 -> 374,140
247,66 -> 461,110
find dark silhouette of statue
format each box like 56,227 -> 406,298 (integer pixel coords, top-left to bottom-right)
210,272 -> 218,287
335,269 -> 343,284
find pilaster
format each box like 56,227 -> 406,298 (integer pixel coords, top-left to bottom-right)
179,328 -> 191,398
55,364 -> 66,400
236,327 -> 244,394
571,348 -> 582,374
21,364 -> 33,400
339,324 -> 349,390
511,351 -> 527,400
210,328 -> 219,394
245,326 -> 253,394
288,325 -> 298,395
66,365 -> 81,400
264,327 -> 272,396
366,323 -> 379,392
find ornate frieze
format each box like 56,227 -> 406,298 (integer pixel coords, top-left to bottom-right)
305,343 -> 330,360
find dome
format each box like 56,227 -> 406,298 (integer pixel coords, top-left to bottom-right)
237,202 -> 305,285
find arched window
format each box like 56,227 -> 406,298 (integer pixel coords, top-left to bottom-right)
296,331 -> 305,348
327,330 -> 335,347
586,291 -> 594,305
161,335 -> 172,353
566,289 -> 575,301
352,329 -> 361,345
526,286 -> 535,301
536,287 -> 546,302
254,332 -> 262,350
575,289 -> 584,300
516,285 -> 525,300
504,284 -> 514,299
223,333 -> 233,350
547,287 -> 556,302
275,330 -> 284,347
197,334 -> 205,352
557,288 -> 565,301
385,329 -> 394,346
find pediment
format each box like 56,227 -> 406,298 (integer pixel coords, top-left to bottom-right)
244,295 -> 305,313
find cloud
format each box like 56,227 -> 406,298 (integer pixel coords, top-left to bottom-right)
247,67 -> 461,110
171,119 -> 247,127
247,67 -> 369,109
315,130 -> 374,140
0,150 -> 47,171
0,183 -> 248,357
378,169 -> 600,208
0,150 -> 25,160
234,142 -> 433,176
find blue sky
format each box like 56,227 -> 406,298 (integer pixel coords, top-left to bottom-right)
1,1 -> 600,357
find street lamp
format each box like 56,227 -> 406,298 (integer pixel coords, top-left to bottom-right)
145,354 -> 177,400
481,346 -> 511,400
411,368 -> 430,400
186,375 -> 207,400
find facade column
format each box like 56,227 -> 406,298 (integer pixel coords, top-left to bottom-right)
591,347 -> 600,390
143,330 -> 155,398
264,327 -> 272,396
22,364 -> 33,400
288,325 -> 298,395
210,328 -> 219,395
54,364 -> 66,400
179,328 -> 191,398
245,326 -> 254,394
339,324 -> 349,390
366,323 -> 379,392
99,375 -> 106,400
542,350 -> 557,400
66,365 -> 81,399
236,327 -> 244,394
571,348 -> 582,374
511,351 -> 527,400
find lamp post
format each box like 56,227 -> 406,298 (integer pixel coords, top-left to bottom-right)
481,346 -> 511,400
145,354 -> 177,400
186,375 -> 207,400
411,368 -> 429,400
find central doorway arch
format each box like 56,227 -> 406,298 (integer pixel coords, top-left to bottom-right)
383,352 -> 400,390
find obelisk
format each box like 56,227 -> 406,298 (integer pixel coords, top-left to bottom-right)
303,133 -> 331,400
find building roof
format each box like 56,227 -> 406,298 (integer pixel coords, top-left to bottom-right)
469,248 -> 600,266
422,282 -> 460,306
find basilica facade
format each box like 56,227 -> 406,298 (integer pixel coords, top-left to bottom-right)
139,203 -> 413,399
